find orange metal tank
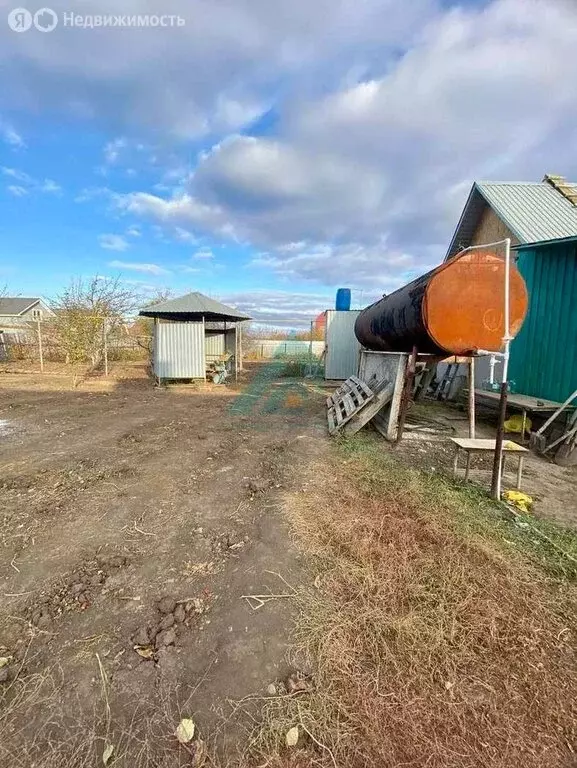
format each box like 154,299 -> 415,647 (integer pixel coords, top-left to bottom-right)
354,251 -> 529,356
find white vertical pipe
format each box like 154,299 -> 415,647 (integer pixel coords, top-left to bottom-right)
495,237 -> 512,500
501,237 -> 512,384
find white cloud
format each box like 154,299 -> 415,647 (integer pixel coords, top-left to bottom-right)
112,0 -> 577,289
99,234 -> 130,252
103,137 -> 127,165
2,167 -> 32,184
220,289 -> 337,328
2,166 -> 62,195
174,227 -> 198,245
0,121 -> 25,149
126,225 -> 141,237
7,185 -> 28,197
193,247 -> 214,260
0,0 -> 434,140
108,260 -> 170,275
40,179 -> 61,194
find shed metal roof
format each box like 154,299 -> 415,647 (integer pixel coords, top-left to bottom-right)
139,291 -> 251,322
446,180 -> 577,259
0,297 -> 42,316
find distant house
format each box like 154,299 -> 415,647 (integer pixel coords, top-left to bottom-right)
0,297 -> 54,329
446,174 -> 577,401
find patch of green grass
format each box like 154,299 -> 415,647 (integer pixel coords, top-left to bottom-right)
337,432 -> 577,581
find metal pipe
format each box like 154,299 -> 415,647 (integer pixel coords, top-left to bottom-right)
492,238 -> 511,500
468,357 -> 476,439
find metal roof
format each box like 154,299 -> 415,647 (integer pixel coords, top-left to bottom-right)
446,180 -> 577,259
139,291 -> 251,322
0,297 -> 42,316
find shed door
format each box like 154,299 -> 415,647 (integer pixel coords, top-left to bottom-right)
154,322 -> 205,379
325,310 -> 361,380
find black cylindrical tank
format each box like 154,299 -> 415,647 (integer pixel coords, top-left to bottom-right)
354,251 -> 528,356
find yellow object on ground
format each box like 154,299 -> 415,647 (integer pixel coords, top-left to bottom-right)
503,490 -> 533,513
504,414 -> 532,435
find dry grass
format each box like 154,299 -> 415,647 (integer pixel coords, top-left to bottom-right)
0,659 -> 214,768
249,434 -> 577,768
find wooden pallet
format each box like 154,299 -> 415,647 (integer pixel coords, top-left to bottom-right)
326,376 -> 375,435
340,381 -> 394,437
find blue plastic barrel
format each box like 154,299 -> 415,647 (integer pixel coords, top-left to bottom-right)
335,288 -> 351,311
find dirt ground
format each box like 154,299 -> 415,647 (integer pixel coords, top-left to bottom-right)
396,399 -> 577,529
0,361 -> 327,765
1,360 -> 576,766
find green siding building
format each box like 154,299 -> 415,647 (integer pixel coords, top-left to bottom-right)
509,237 -> 577,402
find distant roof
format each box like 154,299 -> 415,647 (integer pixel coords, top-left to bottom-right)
446,177 -> 577,259
139,291 -> 251,322
0,297 -> 43,316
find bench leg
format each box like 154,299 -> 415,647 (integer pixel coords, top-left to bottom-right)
517,456 -> 524,490
453,448 -> 460,478
464,452 -> 471,481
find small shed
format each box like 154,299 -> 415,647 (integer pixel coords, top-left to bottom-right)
139,292 -> 251,382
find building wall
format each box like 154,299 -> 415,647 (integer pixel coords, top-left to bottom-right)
153,321 -> 205,379
470,206 -> 519,249
508,240 -> 577,401
325,310 -> 361,380
0,301 -> 54,329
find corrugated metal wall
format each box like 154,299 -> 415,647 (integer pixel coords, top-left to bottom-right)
153,321 -> 205,379
325,310 -> 361,380
509,241 -> 577,401
205,332 -> 226,360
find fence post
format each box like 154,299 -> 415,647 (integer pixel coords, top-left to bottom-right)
103,318 -> 109,377
37,319 -> 44,373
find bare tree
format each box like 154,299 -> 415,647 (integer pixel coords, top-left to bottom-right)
50,276 -> 142,366
130,289 -> 173,353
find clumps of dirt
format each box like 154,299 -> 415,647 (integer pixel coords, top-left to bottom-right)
247,478 -> 271,496
24,554 -> 129,629
131,593 -> 212,662
212,531 -> 249,555
267,671 -> 314,697
117,431 -> 143,445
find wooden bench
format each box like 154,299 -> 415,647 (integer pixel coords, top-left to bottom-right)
451,437 -> 529,490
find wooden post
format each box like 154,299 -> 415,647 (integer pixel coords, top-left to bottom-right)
239,322 -> 243,371
395,345 -> 418,444
468,356 -> 476,439
37,318 -> 44,373
308,320 -> 313,376
234,323 -> 238,382
103,318 -> 108,377
491,381 -> 508,500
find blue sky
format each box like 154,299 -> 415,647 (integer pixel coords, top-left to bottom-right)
1,0 -> 576,327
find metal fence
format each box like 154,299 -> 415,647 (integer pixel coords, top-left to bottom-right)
0,318 -> 148,372
245,339 -> 324,359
